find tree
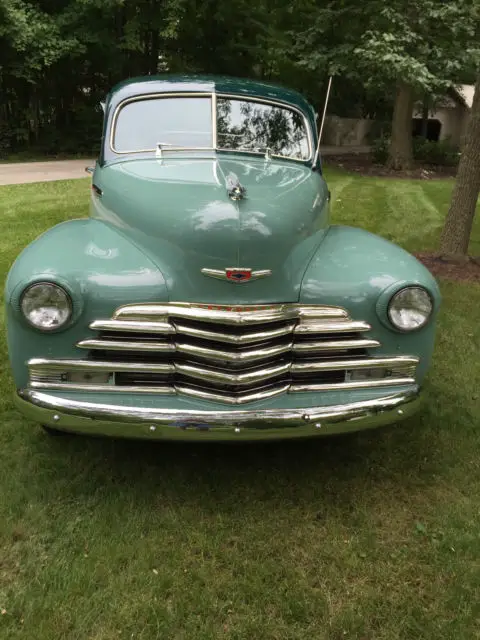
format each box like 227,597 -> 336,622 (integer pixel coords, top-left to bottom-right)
355,1 -> 479,169
289,0 -> 479,169
439,74 -> 480,257
0,0 -> 477,162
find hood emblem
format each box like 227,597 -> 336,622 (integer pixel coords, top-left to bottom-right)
226,173 -> 246,201
201,268 -> 272,283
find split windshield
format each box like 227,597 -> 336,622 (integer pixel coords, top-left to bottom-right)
112,95 -> 310,160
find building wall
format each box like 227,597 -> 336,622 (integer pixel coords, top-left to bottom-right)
322,115 -> 373,146
324,100 -> 470,148
413,103 -> 469,145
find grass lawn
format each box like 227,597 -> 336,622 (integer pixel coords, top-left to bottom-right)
0,170 -> 479,639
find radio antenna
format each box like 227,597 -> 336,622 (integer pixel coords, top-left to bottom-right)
313,76 -> 333,168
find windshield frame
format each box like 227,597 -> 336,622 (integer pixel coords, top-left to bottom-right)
110,91 -> 313,163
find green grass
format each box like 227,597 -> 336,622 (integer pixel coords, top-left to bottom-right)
0,172 -> 479,639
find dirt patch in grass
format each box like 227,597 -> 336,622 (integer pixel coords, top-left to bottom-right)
325,154 -> 457,180
415,252 -> 480,283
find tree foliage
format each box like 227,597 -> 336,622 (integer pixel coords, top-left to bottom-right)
0,0 -> 478,159
290,0 -> 479,168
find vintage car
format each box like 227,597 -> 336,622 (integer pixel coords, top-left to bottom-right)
6,75 -> 440,441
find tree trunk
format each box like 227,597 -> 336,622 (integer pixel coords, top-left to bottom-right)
420,95 -> 429,139
387,81 -> 414,170
440,74 -> 480,257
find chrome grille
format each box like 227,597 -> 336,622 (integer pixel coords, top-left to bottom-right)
28,303 -> 419,404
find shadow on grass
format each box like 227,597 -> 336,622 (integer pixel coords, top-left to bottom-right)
16,403 -> 447,516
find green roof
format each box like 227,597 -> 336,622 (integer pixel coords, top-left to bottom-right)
107,74 -> 316,125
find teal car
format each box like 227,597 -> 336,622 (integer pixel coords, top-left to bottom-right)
6,75 -> 440,441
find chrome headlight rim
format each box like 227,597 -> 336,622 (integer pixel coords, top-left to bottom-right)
20,281 -> 73,332
387,285 -> 434,333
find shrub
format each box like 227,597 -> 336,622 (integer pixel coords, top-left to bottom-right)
412,137 -> 460,166
371,136 -> 390,164
0,124 -> 14,158
371,136 -> 460,167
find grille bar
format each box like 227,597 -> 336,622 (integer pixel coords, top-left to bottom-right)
176,341 -> 293,363
293,338 -> 380,352
294,320 -> 371,334
30,382 -> 176,394
292,356 -> 419,373
290,378 -> 416,393
173,321 -> 296,345
175,383 -> 291,405
90,320 -> 175,334
77,336 -> 380,355
114,303 -> 348,325
77,339 -> 175,352
29,358 -> 175,374
175,361 -> 291,386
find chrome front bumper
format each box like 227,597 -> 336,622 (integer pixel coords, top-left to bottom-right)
16,387 -> 422,441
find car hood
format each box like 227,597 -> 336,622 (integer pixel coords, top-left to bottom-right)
93,155 -> 329,303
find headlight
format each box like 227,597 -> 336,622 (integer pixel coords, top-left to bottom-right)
20,282 -> 72,331
388,286 -> 432,331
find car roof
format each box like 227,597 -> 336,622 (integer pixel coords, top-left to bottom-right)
107,74 -> 316,121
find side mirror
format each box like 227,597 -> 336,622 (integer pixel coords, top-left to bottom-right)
85,166 -> 94,175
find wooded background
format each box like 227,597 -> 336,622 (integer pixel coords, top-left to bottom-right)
0,0 -> 478,168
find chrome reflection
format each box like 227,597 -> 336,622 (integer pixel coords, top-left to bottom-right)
28,302 -> 420,404
18,388 -> 421,433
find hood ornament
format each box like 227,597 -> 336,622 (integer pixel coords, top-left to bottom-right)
201,268 -> 272,283
225,173 -> 246,201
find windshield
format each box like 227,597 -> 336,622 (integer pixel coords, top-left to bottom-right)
113,96 -> 213,152
217,98 -> 309,160
112,95 -> 311,161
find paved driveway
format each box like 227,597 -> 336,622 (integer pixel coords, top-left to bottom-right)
0,159 -> 95,186
0,147 -> 371,186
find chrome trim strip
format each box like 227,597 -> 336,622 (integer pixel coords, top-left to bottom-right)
201,268 -> 272,283
89,320 -> 175,334
173,383 -> 291,405
29,378 -> 415,397
291,356 -> 419,373
77,339 -> 175,352
113,302 -> 348,325
297,307 -> 348,319
289,378 -> 416,393
293,338 -> 381,352
173,321 -> 296,345
33,356 -> 416,373
176,341 -> 293,363
29,377 -> 416,397
28,358 -> 175,374
175,362 -> 291,386
16,388 -> 421,437
294,320 -> 371,334
30,382 -> 176,394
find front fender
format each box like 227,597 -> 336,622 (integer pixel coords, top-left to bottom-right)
300,225 -> 441,382
5,219 -> 168,388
